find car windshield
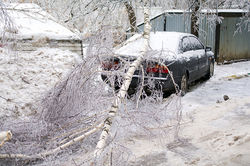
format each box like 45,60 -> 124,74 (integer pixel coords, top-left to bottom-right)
115,32 -> 181,57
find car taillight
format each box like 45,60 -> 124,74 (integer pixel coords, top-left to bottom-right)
146,64 -> 169,74
102,60 -> 119,70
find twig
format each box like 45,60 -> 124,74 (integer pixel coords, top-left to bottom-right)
147,121 -> 192,130
0,96 -> 10,101
136,65 -> 144,109
51,110 -> 107,137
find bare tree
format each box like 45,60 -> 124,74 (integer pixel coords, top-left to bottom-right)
124,1 -> 137,34
190,0 -> 200,37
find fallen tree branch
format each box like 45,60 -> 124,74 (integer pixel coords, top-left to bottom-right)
50,110 -> 107,141
58,120 -> 104,145
0,123 -> 104,160
94,0 -> 151,158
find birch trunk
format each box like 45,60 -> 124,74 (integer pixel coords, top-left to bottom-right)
191,0 -> 200,37
124,1 -> 137,33
94,0 -> 151,158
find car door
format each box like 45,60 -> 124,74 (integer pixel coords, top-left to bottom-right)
180,36 -> 199,82
189,36 -> 207,77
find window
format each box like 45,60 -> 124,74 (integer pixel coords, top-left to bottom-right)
181,36 -> 204,52
189,37 -> 204,50
181,37 -> 192,52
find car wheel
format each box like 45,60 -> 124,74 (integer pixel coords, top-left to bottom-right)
180,74 -> 188,96
206,61 -> 214,79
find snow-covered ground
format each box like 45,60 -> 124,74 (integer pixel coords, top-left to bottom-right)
61,61 -> 250,166
127,61 -> 250,166
0,46 -> 249,165
0,48 -> 81,118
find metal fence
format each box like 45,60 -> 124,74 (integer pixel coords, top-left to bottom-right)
133,9 -> 250,63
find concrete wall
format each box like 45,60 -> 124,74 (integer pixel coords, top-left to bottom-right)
15,39 -> 83,56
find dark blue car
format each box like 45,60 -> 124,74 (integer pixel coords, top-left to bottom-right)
101,32 -> 214,96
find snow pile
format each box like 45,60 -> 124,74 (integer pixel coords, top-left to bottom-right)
0,47 -> 81,118
2,3 -> 80,40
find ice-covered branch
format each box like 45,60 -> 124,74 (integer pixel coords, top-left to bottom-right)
0,123 -> 103,160
94,0 -> 151,158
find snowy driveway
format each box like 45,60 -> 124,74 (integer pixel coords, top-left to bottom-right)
183,61 -> 250,108
177,61 -> 250,166
129,61 -> 250,166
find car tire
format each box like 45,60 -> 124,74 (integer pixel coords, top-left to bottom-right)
205,61 -> 214,79
180,74 -> 188,96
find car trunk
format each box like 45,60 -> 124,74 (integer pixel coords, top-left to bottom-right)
101,55 -> 171,78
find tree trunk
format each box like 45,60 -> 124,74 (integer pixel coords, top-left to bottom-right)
94,0 -> 151,158
174,0 -> 178,9
124,1 -> 137,34
191,0 -> 200,37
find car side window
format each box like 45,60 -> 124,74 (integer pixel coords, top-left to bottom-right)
181,37 -> 192,52
189,37 -> 204,50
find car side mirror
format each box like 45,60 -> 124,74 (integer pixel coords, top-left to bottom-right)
205,46 -> 211,52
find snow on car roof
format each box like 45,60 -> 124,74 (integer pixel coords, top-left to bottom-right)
2,3 -> 80,40
115,32 -> 190,57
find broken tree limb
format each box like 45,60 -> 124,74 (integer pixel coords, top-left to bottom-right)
58,120 -> 104,145
94,0 -> 151,158
0,123 -> 104,160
